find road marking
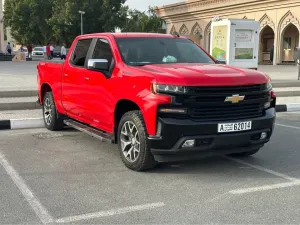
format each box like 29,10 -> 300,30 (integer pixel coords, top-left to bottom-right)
224,156 -> 299,182
0,152 -> 53,224
56,202 -> 165,223
230,181 -> 300,194
276,123 -> 300,130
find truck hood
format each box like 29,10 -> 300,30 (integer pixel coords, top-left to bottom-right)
134,63 -> 268,86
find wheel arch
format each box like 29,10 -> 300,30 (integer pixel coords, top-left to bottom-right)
114,99 -> 143,142
40,83 -> 52,104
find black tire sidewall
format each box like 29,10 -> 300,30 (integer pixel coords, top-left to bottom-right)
117,111 -> 153,171
43,92 -> 62,131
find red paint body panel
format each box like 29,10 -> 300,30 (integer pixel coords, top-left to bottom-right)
37,33 -> 269,136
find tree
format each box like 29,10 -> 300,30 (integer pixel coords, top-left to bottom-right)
4,0 -> 53,45
48,0 -> 126,45
120,6 -> 164,33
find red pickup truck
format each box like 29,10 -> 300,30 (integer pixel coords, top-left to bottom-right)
37,33 -> 276,171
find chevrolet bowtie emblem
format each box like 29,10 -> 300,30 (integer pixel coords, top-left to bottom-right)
225,94 -> 245,103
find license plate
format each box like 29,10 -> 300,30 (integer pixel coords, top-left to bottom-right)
218,121 -> 252,133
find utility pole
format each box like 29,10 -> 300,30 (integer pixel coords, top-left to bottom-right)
78,10 -> 85,35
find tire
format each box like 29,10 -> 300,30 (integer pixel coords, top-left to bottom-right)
117,110 -> 157,171
229,148 -> 260,157
43,92 -> 64,131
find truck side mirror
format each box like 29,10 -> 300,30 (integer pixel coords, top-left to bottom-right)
216,60 -> 227,64
88,59 -> 109,71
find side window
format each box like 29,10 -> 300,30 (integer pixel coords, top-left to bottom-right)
92,39 -> 114,69
70,39 -> 92,67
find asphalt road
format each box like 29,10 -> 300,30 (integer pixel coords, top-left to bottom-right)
0,113 -> 300,224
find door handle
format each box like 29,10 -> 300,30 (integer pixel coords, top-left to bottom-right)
64,74 -> 68,77
84,77 -> 90,81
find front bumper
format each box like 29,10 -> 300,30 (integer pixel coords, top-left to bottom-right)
148,108 -> 275,162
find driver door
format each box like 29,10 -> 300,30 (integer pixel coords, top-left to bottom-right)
83,38 -> 116,132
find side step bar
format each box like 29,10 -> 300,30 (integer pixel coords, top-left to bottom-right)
64,119 -> 114,143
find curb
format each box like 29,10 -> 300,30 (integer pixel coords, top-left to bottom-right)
0,90 -> 37,98
276,104 -> 300,112
0,102 -> 41,111
0,118 -> 44,130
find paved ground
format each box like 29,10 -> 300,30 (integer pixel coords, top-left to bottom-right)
0,113 -> 300,224
0,61 -> 39,91
0,61 -> 299,91
0,109 -> 42,120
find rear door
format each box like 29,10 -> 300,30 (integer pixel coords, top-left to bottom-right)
62,38 -> 93,120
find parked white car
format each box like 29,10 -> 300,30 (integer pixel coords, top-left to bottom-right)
32,47 -> 44,57
21,48 -> 28,58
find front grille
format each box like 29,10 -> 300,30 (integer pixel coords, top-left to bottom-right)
182,84 -> 270,121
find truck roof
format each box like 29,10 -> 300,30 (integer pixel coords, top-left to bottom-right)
78,33 -> 187,39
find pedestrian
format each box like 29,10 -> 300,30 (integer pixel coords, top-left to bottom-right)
270,45 -> 274,64
46,43 -> 51,60
27,44 -> 33,58
43,45 -> 47,59
20,44 -> 24,52
61,43 -> 67,60
50,44 -> 54,58
6,42 -> 12,55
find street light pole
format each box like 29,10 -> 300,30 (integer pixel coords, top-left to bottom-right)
78,10 -> 85,35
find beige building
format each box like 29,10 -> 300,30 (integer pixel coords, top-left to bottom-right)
0,0 -> 4,52
156,0 -> 300,65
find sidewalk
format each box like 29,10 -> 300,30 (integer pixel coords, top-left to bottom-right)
0,61 -> 38,91
258,65 -> 299,81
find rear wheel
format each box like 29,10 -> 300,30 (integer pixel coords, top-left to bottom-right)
118,110 -> 157,171
229,148 -> 260,157
43,92 -> 64,131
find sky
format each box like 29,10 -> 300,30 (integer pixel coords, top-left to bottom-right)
125,0 -> 183,12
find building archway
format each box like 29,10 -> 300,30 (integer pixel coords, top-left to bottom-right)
259,25 -> 275,64
281,23 -> 299,63
277,11 -> 300,63
204,21 -> 211,53
170,25 -> 177,35
179,24 -> 189,36
189,22 -> 203,45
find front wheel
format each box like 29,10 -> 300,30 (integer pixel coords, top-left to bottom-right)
118,110 -> 157,171
43,92 -> 64,131
228,148 -> 260,157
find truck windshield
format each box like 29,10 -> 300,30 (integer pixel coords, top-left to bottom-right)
115,37 -> 215,66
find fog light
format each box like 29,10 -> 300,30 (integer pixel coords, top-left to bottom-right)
264,102 -> 271,109
260,132 -> 267,140
182,139 -> 195,148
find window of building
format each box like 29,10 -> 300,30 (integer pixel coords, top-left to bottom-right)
284,37 -> 292,50
262,34 -> 274,52
70,39 -> 93,67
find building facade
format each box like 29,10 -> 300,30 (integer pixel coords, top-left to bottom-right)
156,0 -> 300,65
0,0 -> 4,52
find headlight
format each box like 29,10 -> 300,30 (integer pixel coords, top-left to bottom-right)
266,81 -> 272,90
152,84 -> 187,94
265,74 -> 272,90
